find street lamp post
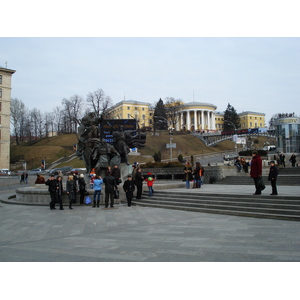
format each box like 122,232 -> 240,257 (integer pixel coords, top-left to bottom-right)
154,116 -> 174,162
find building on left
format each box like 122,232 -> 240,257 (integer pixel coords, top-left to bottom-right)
0,67 -> 16,169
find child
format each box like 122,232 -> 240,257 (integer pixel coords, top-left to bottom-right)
123,175 -> 135,207
268,161 -> 278,195
145,172 -> 155,196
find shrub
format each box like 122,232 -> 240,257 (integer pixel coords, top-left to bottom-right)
153,151 -> 161,162
178,154 -> 183,163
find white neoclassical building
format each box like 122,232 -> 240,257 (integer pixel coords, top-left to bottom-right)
175,102 -> 217,132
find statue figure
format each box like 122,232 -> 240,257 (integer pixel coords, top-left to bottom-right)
76,113 -> 146,175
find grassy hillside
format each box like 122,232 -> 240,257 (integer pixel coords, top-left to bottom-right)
10,132 -> 275,169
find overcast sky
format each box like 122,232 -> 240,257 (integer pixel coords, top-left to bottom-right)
1,2 -> 300,126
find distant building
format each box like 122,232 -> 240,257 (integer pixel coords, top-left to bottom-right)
106,100 -> 266,132
238,111 -> 266,129
273,114 -> 300,153
107,100 -> 154,129
0,67 -> 16,169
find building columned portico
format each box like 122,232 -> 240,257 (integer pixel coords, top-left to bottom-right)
175,102 -> 217,132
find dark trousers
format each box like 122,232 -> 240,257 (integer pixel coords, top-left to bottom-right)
80,189 -> 85,204
56,194 -> 63,209
271,179 -> 278,195
253,177 -> 261,195
126,191 -> 133,206
136,184 -> 143,199
49,191 -> 57,209
105,191 -> 114,207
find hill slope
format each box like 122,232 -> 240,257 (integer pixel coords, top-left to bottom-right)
10,132 -> 275,169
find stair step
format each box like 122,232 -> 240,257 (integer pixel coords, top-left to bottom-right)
132,190 -> 300,221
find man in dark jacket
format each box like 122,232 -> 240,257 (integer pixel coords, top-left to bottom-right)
123,175 -> 135,207
268,161 -> 278,195
250,151 -> 263,195
103,172 -> 117,208
134,167 -> 144,199
45,174 -> 58,210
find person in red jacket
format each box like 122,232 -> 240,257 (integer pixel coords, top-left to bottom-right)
250,150 -> 263,195
145,172 -> 155,196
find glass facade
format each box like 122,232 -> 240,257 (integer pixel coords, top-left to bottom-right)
275,117 -> 300,153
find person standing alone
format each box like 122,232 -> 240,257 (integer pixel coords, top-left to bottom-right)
123,175 -> 135,207
268,161 -> 278,195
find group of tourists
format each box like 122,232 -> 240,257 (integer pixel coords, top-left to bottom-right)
183,161 -> 205,189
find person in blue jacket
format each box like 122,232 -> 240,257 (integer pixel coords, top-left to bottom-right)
93,175 -> 103,207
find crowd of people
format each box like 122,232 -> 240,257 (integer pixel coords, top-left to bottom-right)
32,149 -> 299,209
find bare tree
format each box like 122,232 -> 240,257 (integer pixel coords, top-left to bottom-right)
165,97 -> 183,129
30,108 -> 43,138
62,95 -> 85,133
86,89 -> 113,118
10,98 -> 27,144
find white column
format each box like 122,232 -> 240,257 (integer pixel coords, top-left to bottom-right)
187,110 -> 191,131
180,112 -> 184,131
201,110 -> 204,130
176,112 -> 180,131
207,111 -> 210,130
212,112 -> 216,130
194,110 -> 197,130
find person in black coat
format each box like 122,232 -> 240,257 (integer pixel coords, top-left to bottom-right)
123,175 -> 135,207
268,161 -> 278,195
78,174 -> 86,204
111,164 -> 121,185
103,172 -> 117,208
45,174 -> 58,210
134,167 -> 144,199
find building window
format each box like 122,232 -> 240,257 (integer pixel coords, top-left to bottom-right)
142,115 -> 145,120
142,108 -> 144,111
0,102 -> 1,111
127,107 -> 130,110
127,114 -> 130,119
0,88 -> 2,98
0,75 -> 2,84
250,122 -> 252,127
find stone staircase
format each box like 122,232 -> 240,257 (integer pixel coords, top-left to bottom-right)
216,167 -> 300,186
132,190 -> 300,221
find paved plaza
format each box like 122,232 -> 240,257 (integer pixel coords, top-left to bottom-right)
1,183 -> 300,262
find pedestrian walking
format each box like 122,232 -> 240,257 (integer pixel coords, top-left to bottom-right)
93,175 -> 103,208
123,175 -> 135,207
268,161 -> 278,195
